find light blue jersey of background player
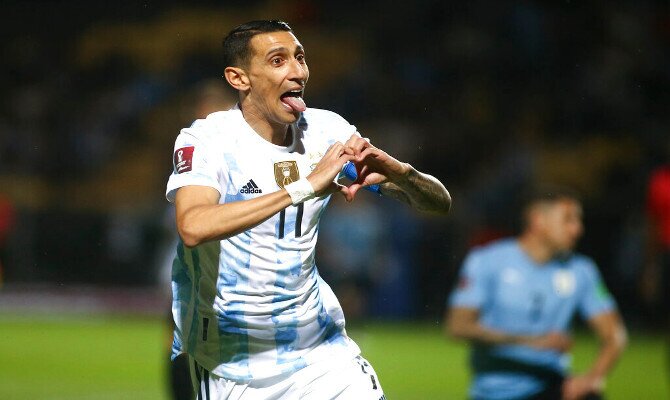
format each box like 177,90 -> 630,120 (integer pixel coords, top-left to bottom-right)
447,188 -> 627,400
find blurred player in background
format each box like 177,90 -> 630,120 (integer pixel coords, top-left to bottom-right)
640,141 -> 670,385
446,187 -> 626,400
0,194 -> 15,287
640,141 -> 670,328
166,20 -> 451,399
157,80 -> 237,400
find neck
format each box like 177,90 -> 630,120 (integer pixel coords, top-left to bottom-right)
240,103 -> 291,146
518,232 -> 554,265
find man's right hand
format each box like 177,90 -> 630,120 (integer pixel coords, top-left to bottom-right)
526,331 -> 573,353
307,142 -> 355,200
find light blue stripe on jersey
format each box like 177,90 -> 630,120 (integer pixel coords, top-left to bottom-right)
272,207 -> 304,369
215,200 -> 252,377
170,334 -> 183,361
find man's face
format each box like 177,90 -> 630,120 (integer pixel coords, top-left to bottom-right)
244,31 -> 309,125
537,199 -> 584,254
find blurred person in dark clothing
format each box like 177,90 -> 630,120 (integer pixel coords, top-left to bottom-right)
446,187 -> 626,400
158,80 -> 237,400
0,194 -> 16,286
640,142 -> 670,328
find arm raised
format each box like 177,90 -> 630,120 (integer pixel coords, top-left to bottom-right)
175,185 -> 292,247
343,134 -> 451,214
175,142 -> 354,247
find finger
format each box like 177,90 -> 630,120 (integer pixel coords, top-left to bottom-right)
355,164 -> 370,184
352,138 -> 370,155
337,154 -> 356,166
355,147 -> 377,162
344,134 -> 359,149
349,183 -> 363,198
334,182 -> 354,202
345,134 -> 371,156
325,142 -> 344,159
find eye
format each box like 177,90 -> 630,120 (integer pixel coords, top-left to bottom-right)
296,53 -> 306,63
271,57 -> 284,66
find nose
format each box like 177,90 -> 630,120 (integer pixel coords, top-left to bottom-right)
289,58 -> 308,84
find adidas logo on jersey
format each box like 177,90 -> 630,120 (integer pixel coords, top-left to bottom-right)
240,179 -> 262,194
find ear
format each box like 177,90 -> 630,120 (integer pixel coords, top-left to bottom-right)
224,66 -> 250,92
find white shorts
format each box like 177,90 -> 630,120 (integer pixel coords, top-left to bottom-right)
189,355 -> 386,400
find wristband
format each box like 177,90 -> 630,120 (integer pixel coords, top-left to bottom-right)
285,178 -> 315,205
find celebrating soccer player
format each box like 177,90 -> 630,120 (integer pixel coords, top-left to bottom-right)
166,20 -> 451,399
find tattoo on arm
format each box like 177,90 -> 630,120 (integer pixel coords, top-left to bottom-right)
380,167 -> 451,214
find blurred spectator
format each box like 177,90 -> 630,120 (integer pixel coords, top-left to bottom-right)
640,142 -> 670,328
0,194 -> 16,286
153,78 -> 236,400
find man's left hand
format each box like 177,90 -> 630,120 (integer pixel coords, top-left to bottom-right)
562,374 -> 603,400
343,134 -> 409,199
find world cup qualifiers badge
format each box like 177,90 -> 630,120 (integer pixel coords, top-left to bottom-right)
174,146 -> 195,174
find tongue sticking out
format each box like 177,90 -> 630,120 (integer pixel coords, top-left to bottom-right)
281,95 -> 306,112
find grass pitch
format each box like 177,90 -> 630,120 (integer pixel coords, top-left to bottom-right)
0,315 -> 667,399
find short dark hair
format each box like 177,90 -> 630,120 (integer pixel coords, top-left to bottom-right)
520,185 -> 582,228
222,20 -> 293,68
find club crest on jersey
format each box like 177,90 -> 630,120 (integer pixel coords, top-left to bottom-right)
274,161 -> 300,189
552,270 -> 576,297
174,146 -> 194,174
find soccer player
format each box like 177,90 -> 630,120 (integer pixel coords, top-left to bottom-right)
446,187 -> 626,400
166,20 -> 451,399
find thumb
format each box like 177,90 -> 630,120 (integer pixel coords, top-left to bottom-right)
333,182 -> 354,202
348,183 -> 364,199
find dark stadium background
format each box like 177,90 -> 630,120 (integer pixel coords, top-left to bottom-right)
0,1 -> 668,398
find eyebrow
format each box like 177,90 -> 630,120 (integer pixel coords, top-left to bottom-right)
266,45 -> 305,57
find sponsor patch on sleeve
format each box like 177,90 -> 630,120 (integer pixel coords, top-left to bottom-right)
174,146 -> 195,174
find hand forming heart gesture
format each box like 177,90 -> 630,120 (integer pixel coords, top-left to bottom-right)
342,134 -> 411,201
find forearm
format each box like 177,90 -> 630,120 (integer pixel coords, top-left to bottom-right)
380,165 -> 451,214
577,311 -> 627,391
177,189 -> 293,247
587,328 -> 627,382
447,309 -> 529,346
450,323 -> 526,346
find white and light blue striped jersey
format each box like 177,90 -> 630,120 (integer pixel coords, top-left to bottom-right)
166,106 -> 361,382
449,238 -> 616,400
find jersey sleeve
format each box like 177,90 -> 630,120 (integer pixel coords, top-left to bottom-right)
578,259 -> 616,320
166,122 -> 223,202
448,250 -> 490,309
321,110 -> 359,145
